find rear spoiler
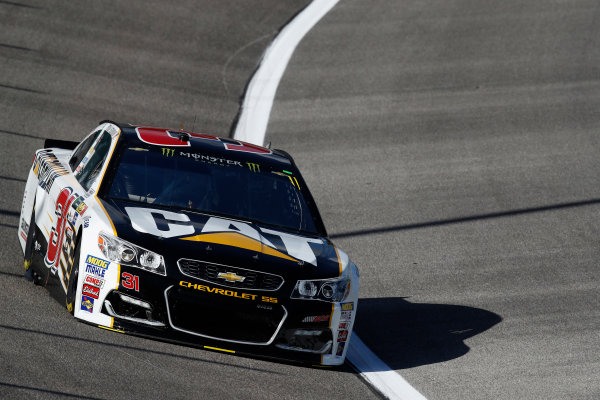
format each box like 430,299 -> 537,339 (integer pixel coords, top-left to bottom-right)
44,138 -> 78,150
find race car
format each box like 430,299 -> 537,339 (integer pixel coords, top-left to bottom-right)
18,121 -> 359,366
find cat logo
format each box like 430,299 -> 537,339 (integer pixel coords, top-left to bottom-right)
217,272 -> 245,283
246,162 -> 260,172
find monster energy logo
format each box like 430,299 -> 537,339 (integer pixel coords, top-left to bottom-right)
246,162 -> 260,172
162,148 -> 175,157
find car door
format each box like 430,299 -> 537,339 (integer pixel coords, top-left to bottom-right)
45,125 -> 117,291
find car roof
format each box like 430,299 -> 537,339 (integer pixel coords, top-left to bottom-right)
107,122 -> 295,169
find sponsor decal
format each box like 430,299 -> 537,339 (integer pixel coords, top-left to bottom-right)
125,210 -> 323,266
84,274 -> 104,288
81,295 -> 94,312
179,151 -> 243,167
85,264 -> 106,277
76,203 -> 88,215
20,218 -> 29,236
83,216 -> 90,228
217,272 -> 245,283
341,302 -> 354,311
161,147 -> 175,157
246,162 -> 260,172
68,210 -> 79,226
71,195 -> 88,216
336,341 -> 346,356
20,231 -> 27,242
34,241 -> 41,251
121,272 -> 140,291
125,207 -> 195,238
44,187 -> 76,273
337,330 -> 348,342
340,310 -> 352,321
338,322 -> 349,330
32,150 -> 69,193
302,315 -> 330,323
85,255 -> 109,269
179,281 -> 278,303
82,284 -> 100,299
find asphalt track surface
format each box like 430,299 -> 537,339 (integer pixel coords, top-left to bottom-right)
1,1 -> 599,400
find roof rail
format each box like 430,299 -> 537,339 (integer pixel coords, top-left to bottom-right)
272,148 -> 296,164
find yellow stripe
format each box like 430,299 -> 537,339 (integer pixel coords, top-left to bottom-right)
204,346 -> 235,354
95,130 -> 121,236
95,129 -> 121,332
47,212 -> 53,223
96,199 -> 117,236
181,232 -> 298,262
99,325 -> 124,333
115,264 -> 120,290
333,245 -> 343,276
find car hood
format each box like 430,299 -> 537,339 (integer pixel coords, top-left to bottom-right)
100,199 -> 343,279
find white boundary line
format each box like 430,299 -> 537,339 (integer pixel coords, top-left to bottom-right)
233,0 -> 340,144
232,1 -> 428,399
348,334 -> 428,400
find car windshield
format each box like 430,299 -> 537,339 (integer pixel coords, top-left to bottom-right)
107,145 -> 318,234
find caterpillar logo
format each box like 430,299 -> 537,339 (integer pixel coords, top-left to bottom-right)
246,162 -> 260,172
162,148 -> 175,157
217,272 -> 245,282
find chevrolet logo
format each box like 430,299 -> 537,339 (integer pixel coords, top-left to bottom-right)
217,272 -> 245,283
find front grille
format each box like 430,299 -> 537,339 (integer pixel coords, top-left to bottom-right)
178,259 -> 284,291
165,287 -> 287,344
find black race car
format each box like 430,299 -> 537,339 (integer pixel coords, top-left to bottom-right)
18,121 -> 359,365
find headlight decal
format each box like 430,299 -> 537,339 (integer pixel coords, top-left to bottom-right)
98,231 -> 166,276
290,270 -> 351,302
333,245 -> 343,276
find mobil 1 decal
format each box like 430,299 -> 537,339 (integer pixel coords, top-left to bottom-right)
124,207 -> 322,266
44,187 -> 88,291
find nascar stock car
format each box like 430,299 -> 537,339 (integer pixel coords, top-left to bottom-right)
18,121 -> 359,366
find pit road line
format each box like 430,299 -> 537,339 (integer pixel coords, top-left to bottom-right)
232,1 -> 427,398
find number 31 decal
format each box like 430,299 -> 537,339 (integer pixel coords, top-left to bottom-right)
121,272 -> 139,291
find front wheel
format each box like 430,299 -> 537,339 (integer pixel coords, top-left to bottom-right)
23,204 -> 39,283
65,240 -> 81,315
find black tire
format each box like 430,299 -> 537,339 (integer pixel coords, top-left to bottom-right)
65,239 -> 81,315
23,205 -> 37,282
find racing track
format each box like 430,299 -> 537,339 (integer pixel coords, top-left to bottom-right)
1,1 -> 600,399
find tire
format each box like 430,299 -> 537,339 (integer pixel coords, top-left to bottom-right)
65,239 -> 81,315
23,205 -> 37,282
